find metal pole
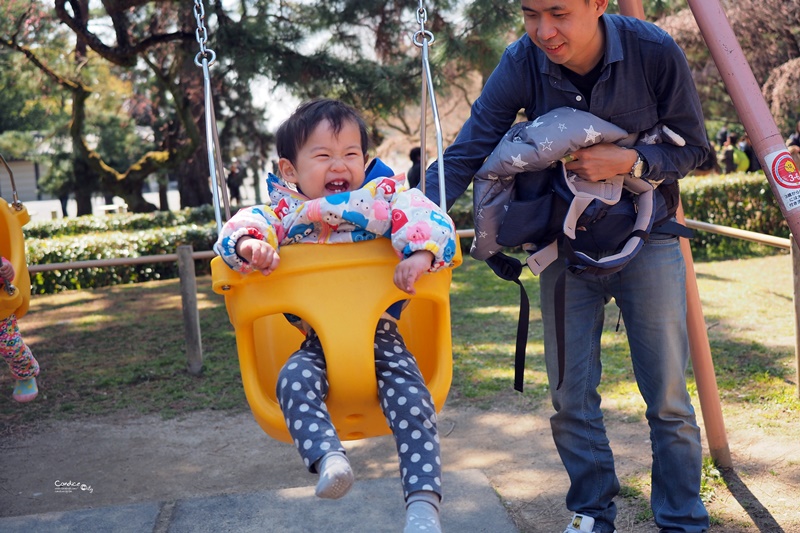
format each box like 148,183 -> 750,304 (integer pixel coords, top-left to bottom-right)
686,0 -> 800,237
618,1 -> 731,468
617,0 -> 644,20
677,208 -> 732,467
792,237 -> 800,399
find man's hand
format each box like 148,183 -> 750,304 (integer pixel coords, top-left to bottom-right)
393,251 -> 435,295
236,238 -> 280,276
564,143 -> 638,182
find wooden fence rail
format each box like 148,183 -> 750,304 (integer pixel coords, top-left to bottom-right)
28,246 -> 214,376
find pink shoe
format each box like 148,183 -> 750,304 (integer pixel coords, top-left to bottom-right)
12,377 -> 38,402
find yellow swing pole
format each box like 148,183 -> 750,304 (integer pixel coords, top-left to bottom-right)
618,0 -> 732,468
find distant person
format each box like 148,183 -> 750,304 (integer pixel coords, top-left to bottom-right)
58,193 -> 69,218
0,256 -> 39,402
789,145 -> 800,170
407,147 -> 421,188
227,160 -> 244,205
719,133 -> 749,174
739,134 -> 761,173
715,125 -> 729,149
786,120 -> 800,149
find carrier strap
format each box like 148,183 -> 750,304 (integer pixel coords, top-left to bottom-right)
654,219 -> 694,239
485,253 -> 530,392
554,270 -> 567,390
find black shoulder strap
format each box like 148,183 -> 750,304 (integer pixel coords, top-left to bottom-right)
654,219 -> 694,239
484,252 -> 529,392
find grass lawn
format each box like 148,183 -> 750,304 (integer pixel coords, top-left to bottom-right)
1,251 -> 798,432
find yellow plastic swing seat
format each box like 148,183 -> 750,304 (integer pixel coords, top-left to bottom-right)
212,238 -> 462,443
0,201 -> 31,321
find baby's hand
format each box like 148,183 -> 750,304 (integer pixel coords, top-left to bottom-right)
0,258 -> 13,282
236,238 -> 280,276
393,251 -> 434,295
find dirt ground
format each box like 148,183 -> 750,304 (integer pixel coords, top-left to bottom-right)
1,396 -> 798,532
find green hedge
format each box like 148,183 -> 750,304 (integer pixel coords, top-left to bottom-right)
23,205 -> 217,238
24,207 -> 218,294
680,172 -> 788,260
19,174 -> 787,294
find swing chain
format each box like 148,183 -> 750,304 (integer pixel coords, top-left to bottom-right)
192,0 -> 229,232
193,0 -> 216,67
411,1 -> 446,211
0,152 -> 22,211
413,2 -> 434,47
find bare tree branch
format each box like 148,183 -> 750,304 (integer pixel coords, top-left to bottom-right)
54,0 -> 194,67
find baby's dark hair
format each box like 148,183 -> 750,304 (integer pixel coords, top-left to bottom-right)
276,99 -> 369,165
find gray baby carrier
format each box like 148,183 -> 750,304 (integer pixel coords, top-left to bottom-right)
471,107 -> 691,391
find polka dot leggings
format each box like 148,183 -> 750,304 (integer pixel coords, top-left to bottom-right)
276,319 -> 442,500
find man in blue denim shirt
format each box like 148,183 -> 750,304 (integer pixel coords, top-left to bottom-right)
425,1 -> 710,532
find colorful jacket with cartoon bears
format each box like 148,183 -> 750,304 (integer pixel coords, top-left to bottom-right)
216,158 -> 458,275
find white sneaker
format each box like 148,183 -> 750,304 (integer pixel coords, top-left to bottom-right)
564,514 -> 595,533
563,513 -> 617,533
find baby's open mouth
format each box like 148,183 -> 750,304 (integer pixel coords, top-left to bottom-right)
326,180 -> 348,193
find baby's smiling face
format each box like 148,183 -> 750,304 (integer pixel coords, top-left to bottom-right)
279,118 -> 367,199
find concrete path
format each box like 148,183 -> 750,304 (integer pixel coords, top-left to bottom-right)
0,469 -> 516,533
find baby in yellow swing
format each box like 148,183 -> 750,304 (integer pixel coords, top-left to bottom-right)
215,99 -> 457,533
0,256 -> 39,402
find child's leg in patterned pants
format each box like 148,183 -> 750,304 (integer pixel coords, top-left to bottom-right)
374,319 -> 442,502
276,331 -> 353,499
276,331 -> 346,471
1,314 -> 39,380
276,321 -> 442,507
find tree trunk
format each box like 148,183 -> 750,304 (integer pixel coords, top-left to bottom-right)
175,5 -> 212,209
73,157 -> 95,216
177,151 -> 211,208
118,175 -> 157,213
159,180 -> 169,211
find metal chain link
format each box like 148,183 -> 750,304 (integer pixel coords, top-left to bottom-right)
193,0 -> 216,66
413,1 -> 434,47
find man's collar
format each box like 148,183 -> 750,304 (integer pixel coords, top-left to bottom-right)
602,15 -> 624,66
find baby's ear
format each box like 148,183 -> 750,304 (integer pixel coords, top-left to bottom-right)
278,158 -> 298,184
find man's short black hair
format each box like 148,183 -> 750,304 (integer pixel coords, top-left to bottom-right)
276,99 -> 370,164
409,147 -> 421,161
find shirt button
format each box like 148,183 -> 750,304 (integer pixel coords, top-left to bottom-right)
576,95 -> 582,102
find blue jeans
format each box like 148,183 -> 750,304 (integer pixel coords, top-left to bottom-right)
540,235 -> 709,533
